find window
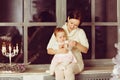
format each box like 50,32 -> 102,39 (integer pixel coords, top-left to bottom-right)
0,0 -> 23,64
28,0 -> 56,64
67,0 -> 118,59
0,0 -> 119,65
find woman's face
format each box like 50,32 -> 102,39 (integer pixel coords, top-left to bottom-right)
67,17 -> 80,32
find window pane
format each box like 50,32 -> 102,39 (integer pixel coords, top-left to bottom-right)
95,0 -> 117,22
28,26 -> 56,64
30,0 -> 56,22
0,0 -> 23,22
67,0 -> 91,22
0,26 -> 23,63
95,26 -> 117,59
80,26 -> 92,59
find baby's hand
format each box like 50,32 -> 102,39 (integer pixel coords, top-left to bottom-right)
69,40 -> 77,47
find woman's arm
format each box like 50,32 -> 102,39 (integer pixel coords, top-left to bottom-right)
75,41 -> 88,53
47,48 -> 56,55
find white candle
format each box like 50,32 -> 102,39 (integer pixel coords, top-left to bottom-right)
2,42 -> 6,54
13,47 -> 16,54
9,44 -> 12,53
16,44 -> 19,53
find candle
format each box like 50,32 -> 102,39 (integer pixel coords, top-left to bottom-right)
13,47 -> 16,54
9,44 -> 12,53
2,42 -> 6,54
16,43 -> 19,53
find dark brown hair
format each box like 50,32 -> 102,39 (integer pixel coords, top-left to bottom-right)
67,10 -> 83,25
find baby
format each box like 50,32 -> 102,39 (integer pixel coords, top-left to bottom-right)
46,27 -> 77,75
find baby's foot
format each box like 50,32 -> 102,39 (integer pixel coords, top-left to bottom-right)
46,70 -> 50,73
46,70 -> 54,75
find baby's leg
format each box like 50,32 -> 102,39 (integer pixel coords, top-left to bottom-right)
46,65 -> 54,75
59,62 -> 70,70
49,63 -> 59,75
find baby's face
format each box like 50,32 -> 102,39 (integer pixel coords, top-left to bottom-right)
56,32 -> 67,43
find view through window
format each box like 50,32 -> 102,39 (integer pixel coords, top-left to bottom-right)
0,0 -> 119,65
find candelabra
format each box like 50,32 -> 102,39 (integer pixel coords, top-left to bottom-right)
1,42 -> 19,65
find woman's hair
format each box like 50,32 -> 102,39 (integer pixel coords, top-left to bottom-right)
67,10 -> 83,25
54,27 -> 67,37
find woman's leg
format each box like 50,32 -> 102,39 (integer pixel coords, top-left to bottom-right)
64,63 -> 80,80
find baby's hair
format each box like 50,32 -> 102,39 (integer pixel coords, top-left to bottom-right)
54,27 -> 67,37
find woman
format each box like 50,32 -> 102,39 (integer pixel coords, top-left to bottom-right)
47,10 -> 89,80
